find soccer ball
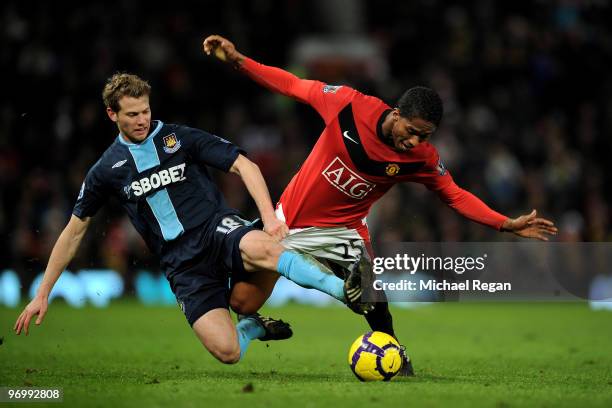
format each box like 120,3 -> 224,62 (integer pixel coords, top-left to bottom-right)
348,331 -> 403,381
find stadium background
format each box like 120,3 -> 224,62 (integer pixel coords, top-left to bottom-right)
1,1 -> 611,297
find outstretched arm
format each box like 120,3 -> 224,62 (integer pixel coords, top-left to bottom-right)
203,34 -> 247,67
203,34 -> 312,101
229,154 -> 288,241
14,215 -> 90,335
437,181 -> 557,240
203,34 -> 352,122
499,209 -> 558,240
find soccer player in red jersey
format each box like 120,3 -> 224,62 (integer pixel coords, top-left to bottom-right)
203,35 -> 558,375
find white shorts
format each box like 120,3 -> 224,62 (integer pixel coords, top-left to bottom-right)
276,206 -> 368,269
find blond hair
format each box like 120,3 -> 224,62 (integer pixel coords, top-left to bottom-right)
102,73 -> 151,112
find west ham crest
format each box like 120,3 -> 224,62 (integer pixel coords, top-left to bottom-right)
162,133 -> 181,154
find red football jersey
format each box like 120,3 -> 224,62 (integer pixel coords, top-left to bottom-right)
241,58 -> 508,237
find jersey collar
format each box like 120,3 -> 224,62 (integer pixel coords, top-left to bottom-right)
117,120 -> 164,146
376,109 -> 393,145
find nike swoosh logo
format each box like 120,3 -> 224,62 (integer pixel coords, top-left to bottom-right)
343,130 -> 359,144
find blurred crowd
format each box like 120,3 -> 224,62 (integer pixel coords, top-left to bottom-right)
1,0 -> 611,286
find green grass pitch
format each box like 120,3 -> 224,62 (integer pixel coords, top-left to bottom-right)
1,302 -> 611,407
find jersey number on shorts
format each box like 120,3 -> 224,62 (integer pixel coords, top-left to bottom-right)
335,239 -> 364,260
216,216 -> 244,234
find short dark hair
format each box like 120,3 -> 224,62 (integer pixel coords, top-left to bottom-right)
102,73 -> 151,112
397,86 -> 443,127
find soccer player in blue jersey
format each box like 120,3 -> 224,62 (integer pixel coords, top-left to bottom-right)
14,73 -> 370,364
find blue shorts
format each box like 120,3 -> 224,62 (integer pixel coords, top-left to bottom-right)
167,213 -> 256,326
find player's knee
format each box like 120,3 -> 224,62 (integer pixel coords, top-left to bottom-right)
240,232 -> 283,270
229,296 -> 248,315
230,291 -> 261,315
212,344 -> 241,364
229,296 -> 243,314
261,241 -> 283,263
229,302 -> 255,316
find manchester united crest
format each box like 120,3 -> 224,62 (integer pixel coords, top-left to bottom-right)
385,163 -> 400,176
162,133 -> 181,154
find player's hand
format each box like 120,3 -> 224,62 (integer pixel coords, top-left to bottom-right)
14,295 -> 49,336
502,210 -> 558,241
263,217 -> 289,242
203,35 -> 245,66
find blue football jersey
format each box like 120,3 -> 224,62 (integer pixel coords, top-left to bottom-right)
73,120 -> 245,270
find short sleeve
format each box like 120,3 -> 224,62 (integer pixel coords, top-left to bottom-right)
182,127 -> 245,172
73,163 -> 109,219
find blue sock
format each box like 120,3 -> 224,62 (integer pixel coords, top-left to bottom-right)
276,251 -> 345,302
236,317 -> 266,360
